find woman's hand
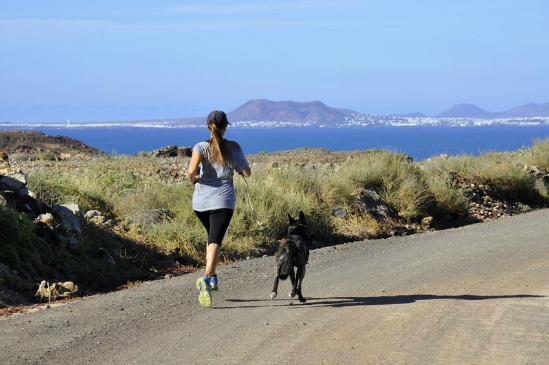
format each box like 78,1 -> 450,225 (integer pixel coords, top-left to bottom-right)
240,167 -> 252,177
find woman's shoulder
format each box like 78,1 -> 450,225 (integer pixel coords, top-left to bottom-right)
193,141 -> 209,153
224,139 -> 242,149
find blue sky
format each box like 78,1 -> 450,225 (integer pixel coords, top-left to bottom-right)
1,1 -> 547,122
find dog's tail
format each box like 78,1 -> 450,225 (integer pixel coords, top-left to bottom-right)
277,239 -> 294,280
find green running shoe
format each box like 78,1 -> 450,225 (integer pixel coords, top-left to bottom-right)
196,276 -> 212,308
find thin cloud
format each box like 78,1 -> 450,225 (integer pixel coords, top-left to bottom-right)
0,19 -> 114,40
165,1 -> 362,15
0,18 -> 308,36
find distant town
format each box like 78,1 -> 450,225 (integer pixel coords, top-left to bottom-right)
232,114 -> 549,128
2,114 -> 549,129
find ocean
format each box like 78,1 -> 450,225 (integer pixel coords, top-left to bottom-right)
3,125 -> 549,161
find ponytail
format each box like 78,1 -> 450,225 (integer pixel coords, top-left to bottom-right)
208,123 -> 230,165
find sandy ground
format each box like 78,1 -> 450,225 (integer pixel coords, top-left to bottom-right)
1,209 -> 548,365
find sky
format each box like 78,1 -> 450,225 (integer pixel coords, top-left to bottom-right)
0,1 -> 547,122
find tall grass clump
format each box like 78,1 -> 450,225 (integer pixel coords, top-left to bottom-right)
0,207 -> 53,281
429,152 -> 543,203
323,151 -> 435,222
478,153 -> 539,202
227,164 -> 333,249
523,137 -> 549,170
420,158 -> 471,218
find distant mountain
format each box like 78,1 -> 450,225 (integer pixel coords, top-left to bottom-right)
227,99 -> 357,125
436,104 -> 497,118
435,102 -> 549,119
498,103 -> 549,118
227,100 -> 549,124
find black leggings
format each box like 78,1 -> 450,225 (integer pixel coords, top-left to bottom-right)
194,208 -> 234,246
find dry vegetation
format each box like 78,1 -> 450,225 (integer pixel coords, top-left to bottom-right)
2,138 -> 549,307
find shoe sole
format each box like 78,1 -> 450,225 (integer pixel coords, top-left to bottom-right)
196,278 -> 212,308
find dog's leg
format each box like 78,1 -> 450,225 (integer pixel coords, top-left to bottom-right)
271,265 -> 281,299
271,277 -> 279,300
289,267 -> 297,298
296,265 -> 306,303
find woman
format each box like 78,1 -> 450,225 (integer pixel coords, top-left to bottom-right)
187,110 -> 251,308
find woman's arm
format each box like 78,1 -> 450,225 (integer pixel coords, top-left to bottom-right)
227,140 -> 252,178
187,150 -> 202,184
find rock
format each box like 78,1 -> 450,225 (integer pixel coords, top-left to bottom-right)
35,213 -> 58,230
153,145 -> 178,158
53,203 -> 83,235
178,146 -> 192,158
332,207 -> 347,218
0,161 -> 46,216
525,165 -> 549,185
16,188 -> 45,216
19,188 -> 37,200
355,189 -> 396,221
421,216 -> 434,229
149,145 -> 192,158
35,280 -> 80,302
0,171 -> 27,191
85,210 -> 106,225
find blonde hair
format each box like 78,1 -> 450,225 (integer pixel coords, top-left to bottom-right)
208,123 -> 229,165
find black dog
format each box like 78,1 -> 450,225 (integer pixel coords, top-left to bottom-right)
270,211 -> 311,303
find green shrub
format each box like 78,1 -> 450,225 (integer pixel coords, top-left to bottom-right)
324,151 -> 434,222
425,152 -> 544,204
522,138 -> 549,170
422,169 -> 469,217
0,207 -> 53,279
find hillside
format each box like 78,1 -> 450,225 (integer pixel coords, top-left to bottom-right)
227,99 -> 357,125
501,102 -> 549,118
436,104 -> 497,118
0,130 -> 103,159
435,102 -> 549,119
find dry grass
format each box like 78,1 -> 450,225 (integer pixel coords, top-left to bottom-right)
3,139 -> 549,295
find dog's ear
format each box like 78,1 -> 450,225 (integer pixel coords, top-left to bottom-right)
288,214 -> 296,225
299,211 -> 306,225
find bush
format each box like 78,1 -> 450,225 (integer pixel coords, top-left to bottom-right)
324,151 -> 435,222
0,207 -> 53,280
524,137 -> 549,169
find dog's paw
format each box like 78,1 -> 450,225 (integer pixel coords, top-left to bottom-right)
270,292 -> 277,300
289,291 -> 296,298
299,297 -> 307,303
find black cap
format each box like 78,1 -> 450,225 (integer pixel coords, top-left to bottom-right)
207,110 -> 230,128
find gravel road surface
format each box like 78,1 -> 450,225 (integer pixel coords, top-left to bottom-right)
1,209 -> 548,365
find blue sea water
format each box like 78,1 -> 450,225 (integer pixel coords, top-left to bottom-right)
4,126 -> 549,161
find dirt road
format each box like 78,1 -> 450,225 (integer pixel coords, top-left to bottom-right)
1,209 -> 548,365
